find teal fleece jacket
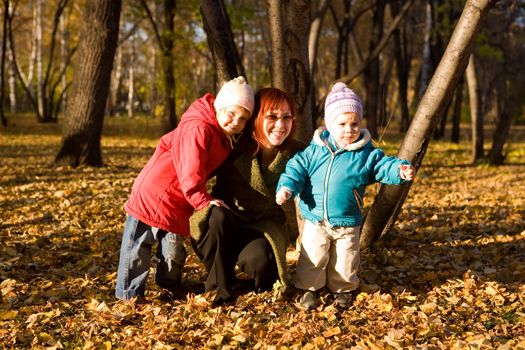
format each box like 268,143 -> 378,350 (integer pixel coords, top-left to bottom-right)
277,128 -> 410,227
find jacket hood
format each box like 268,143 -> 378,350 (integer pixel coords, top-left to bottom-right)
178,93 -> 219,128
312,127 -> 371,151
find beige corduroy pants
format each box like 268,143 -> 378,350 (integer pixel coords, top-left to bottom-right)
294,220 -> 360,293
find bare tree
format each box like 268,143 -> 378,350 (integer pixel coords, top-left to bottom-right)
0,0 -> 8,126
200,0 -> 244,83
54,0 -> 121,167
140,0 -> 177,132
466,54 -> 484,162
360,0 -> 497,249
9,0 -> 73,123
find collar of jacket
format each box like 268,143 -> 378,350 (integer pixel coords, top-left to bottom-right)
313,127 -> 371,151
233,146 -> 292,198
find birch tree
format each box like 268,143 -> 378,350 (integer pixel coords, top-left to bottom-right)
360,0 -> 498,249
466,54 -> 483,162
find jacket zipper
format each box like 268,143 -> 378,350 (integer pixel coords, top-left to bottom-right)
322,147 -> 336,223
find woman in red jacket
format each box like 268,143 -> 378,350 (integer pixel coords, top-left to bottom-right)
115,77 -> 254,301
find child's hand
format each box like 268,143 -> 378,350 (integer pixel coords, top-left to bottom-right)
210,199 -> 230,210
276,188 -> 292,205
400,164 -> 416,181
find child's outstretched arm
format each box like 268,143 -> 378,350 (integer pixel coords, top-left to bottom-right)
275,147 -> 313,205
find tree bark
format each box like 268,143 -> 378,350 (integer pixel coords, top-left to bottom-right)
466,54 -> 484,162
54,0 -> 121,167
200,0 -> 244,83
364,0 -> 386,139
360,0 -> 497,249
417,1 -> 432,102
308,0 -> 330,77
267,0 -> 313,144
0,0 -> 8,127
141,0 -> 177,131
283,0 -> 313,143
451,76 -> 463,143
392,0 -> 411,132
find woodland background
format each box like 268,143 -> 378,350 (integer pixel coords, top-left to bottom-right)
0,0 -> 524,349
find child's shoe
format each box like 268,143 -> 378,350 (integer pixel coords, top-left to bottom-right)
299,291 -> 317,310
333,292 -> 353,309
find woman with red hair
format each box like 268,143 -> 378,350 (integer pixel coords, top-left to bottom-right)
190,88 -> 303,306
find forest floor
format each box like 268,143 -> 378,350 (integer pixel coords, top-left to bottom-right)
1,114 -> 524,349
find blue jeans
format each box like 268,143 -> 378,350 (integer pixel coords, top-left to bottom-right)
115,215 -> 187,300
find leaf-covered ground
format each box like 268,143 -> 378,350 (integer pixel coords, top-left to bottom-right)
1,115 -> 524,349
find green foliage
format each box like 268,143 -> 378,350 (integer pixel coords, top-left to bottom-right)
476,33 -> 505,62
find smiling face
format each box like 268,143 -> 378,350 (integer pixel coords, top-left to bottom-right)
330,112 -> 362,147
262,102 -> 294,147
216,105 -> 251,136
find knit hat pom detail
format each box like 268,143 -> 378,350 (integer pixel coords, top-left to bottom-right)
214,76 -> 255,115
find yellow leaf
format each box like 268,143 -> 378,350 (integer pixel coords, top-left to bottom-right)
322,326 -> 341,338
99,341 -> 112,350
0,310 -> 18,320
419,302 -> 437,314
313,336 -> 326,346
485,286 -> 499,295
232,334 -> 247,343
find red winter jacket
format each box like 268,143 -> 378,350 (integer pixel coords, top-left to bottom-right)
125,94 -> 231,236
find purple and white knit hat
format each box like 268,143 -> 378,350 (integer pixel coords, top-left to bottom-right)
324,82 -> 363,132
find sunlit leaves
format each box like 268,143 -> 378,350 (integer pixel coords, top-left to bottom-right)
1,116 -> 524,348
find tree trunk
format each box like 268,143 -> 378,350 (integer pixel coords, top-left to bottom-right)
109,45 -> 122,116
200,0 -> 244,83
451,76 -> 463,143
161,0 -> 176,132
360,0 -> 497,249
54,0 -> 121,167
268,0 -> 287,90
308,0 -> 330,77
127,37 -> 135,118
364,0 -> 386,139
392,0 -> 410,132
488,101 -> 512,165
36,0 -> 44,121
60,11 -> 67,113
283,0 -> 313,143
141,0 -> 177,131
466,54 -> 484,162
417,1 -> 432,102
0,0 -> 8,127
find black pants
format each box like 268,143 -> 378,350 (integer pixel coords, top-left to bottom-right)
194,206 -> 278,302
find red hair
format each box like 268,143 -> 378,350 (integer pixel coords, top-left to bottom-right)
248,88 -> 296,155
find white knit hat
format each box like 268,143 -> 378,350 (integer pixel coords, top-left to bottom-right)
324,82 -> 363,132
214,76 -> 255,115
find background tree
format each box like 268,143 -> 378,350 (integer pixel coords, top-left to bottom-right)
0,0 -> 8,126
200,0 -> 244,82
140,0 -> 177,132
54,0 -> 121,166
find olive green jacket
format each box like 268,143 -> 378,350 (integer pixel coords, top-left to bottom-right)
190,140 -> 303,287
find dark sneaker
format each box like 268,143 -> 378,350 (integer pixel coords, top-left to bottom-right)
333,292 -> 353,309
299,291 -> 317,310
159,284 -> 188,301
